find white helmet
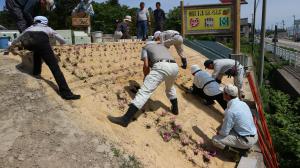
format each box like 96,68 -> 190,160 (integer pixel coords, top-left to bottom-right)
191,64 -> 201,74
153,31 -> 161,39
34,16 -> 48,25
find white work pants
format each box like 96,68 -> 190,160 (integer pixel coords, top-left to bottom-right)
163,35 -> 186,59
132,62 -> 179,109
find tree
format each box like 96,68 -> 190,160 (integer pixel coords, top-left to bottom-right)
165,7 -> 181,32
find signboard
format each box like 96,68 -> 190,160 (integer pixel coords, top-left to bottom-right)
183,4 -> 233,35
219,0 -> 247,3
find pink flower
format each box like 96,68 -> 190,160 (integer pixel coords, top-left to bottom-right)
162,132 -> 172,142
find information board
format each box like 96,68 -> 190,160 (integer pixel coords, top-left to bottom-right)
183,4 -> 233,35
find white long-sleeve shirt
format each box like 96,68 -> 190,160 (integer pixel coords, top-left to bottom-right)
12,23 -> 66,45
212,59 -> 242,79
193,70 -> 221,96
220,97 -> 257,136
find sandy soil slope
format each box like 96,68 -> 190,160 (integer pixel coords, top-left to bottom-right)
1,42 -> 251,168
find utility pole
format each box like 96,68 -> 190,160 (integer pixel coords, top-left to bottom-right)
233,0 -> 241,54
259,0 -> 267,87
293,15 -> 296,41
251,0 -> 257,57
180,1 -> 185,38
273,25 -> 278,57
282,20 -> 285,30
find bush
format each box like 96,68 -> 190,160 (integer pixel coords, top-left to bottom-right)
260,86 -> 300,168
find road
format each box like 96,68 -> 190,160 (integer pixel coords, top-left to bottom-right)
265,38 -> 300,51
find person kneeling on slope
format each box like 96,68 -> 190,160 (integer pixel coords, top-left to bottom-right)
212,84 -> 257,155
190,64 -> 227,110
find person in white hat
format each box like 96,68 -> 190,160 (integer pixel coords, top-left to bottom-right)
108,41 -> 179,127
212,84 -> 257,154
114,15 -> 132,40
190,65 -> 227,110
153,30 -> 187,69
6,0 -> 56,32
10,16 -> 80,100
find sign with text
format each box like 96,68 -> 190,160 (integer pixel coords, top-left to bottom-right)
183,4 -> 233,35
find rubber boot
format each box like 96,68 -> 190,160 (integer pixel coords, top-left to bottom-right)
181,58 -> 187,69
170,98 -> 179,115
108,104 -> 139,127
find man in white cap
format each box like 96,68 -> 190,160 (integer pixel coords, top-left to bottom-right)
6,0 -> 56,32
10,16 -> 80,100
204,59 -> 245,98
212,84 -> 257,153
153,30 -> 187,69
108,41 -> 179,127
190,65 -> 227,110
114,15 -> 132,40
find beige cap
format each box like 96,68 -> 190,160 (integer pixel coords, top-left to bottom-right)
222,84 -> 238,97
124,15 -> 132,22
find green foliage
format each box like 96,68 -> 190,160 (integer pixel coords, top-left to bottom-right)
92,1 -> 135,34
260,86 -> 300,167
164,7 -> 181,32
0,11 -> 15,29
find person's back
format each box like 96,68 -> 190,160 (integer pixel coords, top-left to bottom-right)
194,71 -> 221,96
226,98 -> 257,136
212,59 -> 239,77
160,30 -> 180,41
15,23 -> 66,45
143,43 -> 174,66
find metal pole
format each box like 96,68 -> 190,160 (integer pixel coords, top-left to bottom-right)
180,1 -> 185,38
252,0 -> 257,57
293,15 -> 296,41
233,0 -> 241,54
259,0 -> 267,87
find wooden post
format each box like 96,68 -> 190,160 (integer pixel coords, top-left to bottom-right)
233,0 -> 241,54
180,1 -> 185,37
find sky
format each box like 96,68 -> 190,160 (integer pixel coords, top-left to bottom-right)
0,0 -> 299,29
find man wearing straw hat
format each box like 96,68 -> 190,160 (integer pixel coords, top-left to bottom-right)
115,15 -> 132,40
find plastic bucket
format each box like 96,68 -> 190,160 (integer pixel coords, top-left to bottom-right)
0,36 -> 10,49
91,31 -> 103,43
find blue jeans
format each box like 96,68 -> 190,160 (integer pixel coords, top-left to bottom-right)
137,20 -> 148,40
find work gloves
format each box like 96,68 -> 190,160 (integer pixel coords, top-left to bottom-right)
181,58 -> 187,69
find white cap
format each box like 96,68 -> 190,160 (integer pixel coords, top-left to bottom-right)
191,64 -> 201,74
34,16 -> 48,25
154,31 -> 161,39
221,84 -> 238,97
124,15 -> 132,22
46,0 -> 56,11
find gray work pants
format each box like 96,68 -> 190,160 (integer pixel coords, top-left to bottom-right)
234,65 -> 245,94
132,62 -> 179,109
212,130 -> 258,150
163,35 -> 186,59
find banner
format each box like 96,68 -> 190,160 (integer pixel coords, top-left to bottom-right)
183,4 -> 233,35
187,7 -> 231,31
